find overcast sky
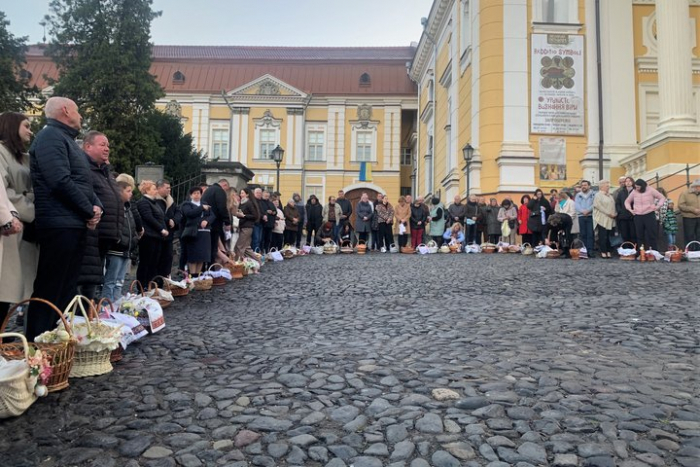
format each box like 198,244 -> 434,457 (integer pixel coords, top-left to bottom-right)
2,0 -> 432,47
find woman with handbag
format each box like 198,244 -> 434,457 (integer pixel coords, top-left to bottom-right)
0,112 -> 39,328
180,186 -> 215,276
527,189 -> 552,245
497,199 -> 518,244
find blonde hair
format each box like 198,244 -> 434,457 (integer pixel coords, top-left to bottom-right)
116,173 -> 135,189
139,179 -> 156,194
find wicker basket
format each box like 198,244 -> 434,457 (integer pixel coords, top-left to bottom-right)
162,274 -> 190,297
65,296 -> 116,378
230,261 -> 245,279
0,298 -> 75,393
148,281 -> 172,309
193,275 -> 213,291
110,345 -> 124,363
618,241 -> 637,261
400,246 -> 415,254
340,240 -> 355,254
545,242 -> 561,259
569,239 -> 583,260
685,241 -> 700,262
481,243 -> 497,254
0,333 -> 38,419
207,264 -> 228,286
664,245 -> 683,263
323,241 -> 338,254
426,240 -> 438,254
356,240 -> 367,255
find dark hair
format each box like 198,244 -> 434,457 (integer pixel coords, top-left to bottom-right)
189,186 -> 202,195
0,112 -> 29,161
199,183 -> 208,189
520,194 -> 531,205
156,179 -> 171,188
581,180 -> 591,186
550,189 -> 558,194
534,189 -> 543,196
501,199 -> 512,208
635,179 -> 647,193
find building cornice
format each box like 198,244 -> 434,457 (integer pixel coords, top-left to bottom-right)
409,0 -> 454,82
633,0 -> 700,4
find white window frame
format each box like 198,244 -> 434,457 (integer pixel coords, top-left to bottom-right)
305,185 -> 325,203
460,0 -> 472,65
258,129 -> 276,160
306,124 -> 326,162
532,0 -> 579,25
401,148 -> 412,166
354,130 -> 374,162
253,112 -> 282,160
209,121 -> 230,161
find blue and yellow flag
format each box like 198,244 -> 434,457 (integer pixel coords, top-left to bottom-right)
359,162 -> 372,182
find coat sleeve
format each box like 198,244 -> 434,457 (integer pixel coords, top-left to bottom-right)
32,133 -> 94,219
131,204 -> 143,232
137,200 -> 164,232
678,192 -> 694,215
216,189 -> 231,225
0,158 -> 34,223
0,181 -> 15,225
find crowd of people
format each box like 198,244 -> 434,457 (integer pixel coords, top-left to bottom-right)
1,97 -> 699,343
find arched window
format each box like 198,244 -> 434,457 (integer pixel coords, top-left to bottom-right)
359,73 -> 371,87
172,71 -> 185,84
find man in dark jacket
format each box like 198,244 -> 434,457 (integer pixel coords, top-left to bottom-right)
77,131 -> 122,299
156,179 -> 178,278
293,192 -> 305,248
201,178 -> 231,264
261,190 -> 276,252
252,188 -> 265,252
27,97 -> 103,341
336,190 -> 352,242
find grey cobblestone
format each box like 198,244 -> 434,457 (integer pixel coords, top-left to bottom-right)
0,254 -> 698,466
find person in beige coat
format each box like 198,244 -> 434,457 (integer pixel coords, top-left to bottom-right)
394,196 -> 411,247
0,178 -> 23,329
554,191 -> 579,236
593,180 -> 617,258
0,112 -> 39,326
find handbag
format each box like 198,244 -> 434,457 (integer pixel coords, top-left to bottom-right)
501,220 -> 511,237
181,223 -> 198,240
268,247 -> 284,262
609,229 -> 623,248
21,221 -> 37,244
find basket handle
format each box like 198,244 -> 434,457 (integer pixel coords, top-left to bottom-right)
0,298 -> 73,336
64,295 -> 97,332
619,241 -> 637,250
522,243 -> 531,248
151,276 -> 172,291
685,240 -> 700,251
148,281 -> 161,294
129,280 -> 145,296
208,263 -> 223,272
95,297 -> 116,318
0,332 -> 29,360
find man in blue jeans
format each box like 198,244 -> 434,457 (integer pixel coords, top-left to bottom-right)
575,180 -> 596,257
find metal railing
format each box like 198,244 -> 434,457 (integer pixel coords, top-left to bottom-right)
171,171 -> 205,205
647,163 -> 699,196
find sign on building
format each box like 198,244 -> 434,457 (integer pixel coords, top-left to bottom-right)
531,34 -> 585,136
135,164 -> 165,184
539,137 -> 567,181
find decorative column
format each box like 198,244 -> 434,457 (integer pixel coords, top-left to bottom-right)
655,0 -> 696,131
239,108 -> 250,165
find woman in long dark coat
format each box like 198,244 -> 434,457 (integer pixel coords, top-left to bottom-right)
180,186 -> 216,276
136,180 -> 168,285
527,189 -> 552,245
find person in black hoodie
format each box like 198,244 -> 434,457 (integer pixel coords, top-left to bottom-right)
305,194 -> 323,246
615,176 -> 637,244
136,180 -> 168,285
261,190 -> 277,253
77,131 -> 122,299
201,179 -> 231,264
464,195 -> 481,245
527,188 -> 552,245
103,181 -> 139,301
155,179 -> 178,278
27,97 -> 103,341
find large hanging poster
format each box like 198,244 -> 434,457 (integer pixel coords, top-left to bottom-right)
539,137 -> 567,181
531,34 -> 585,135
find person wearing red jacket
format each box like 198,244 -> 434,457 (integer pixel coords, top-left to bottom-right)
518,194 -> 533,246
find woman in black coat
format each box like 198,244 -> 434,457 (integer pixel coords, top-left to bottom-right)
305,195 -> 323,246
136,180 -> 168,285
527,189 -> 552,244
180,186 -> 216,276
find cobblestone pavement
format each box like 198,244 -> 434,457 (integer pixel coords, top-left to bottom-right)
1,254 -> 699,467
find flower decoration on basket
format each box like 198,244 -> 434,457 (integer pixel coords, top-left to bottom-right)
243,257 -> 261,273
26,348 -> 52,397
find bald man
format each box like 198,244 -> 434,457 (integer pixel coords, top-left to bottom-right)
27,96 -> 102,341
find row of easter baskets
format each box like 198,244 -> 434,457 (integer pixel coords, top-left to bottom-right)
616,240 -> 700,263
0,296 -> 137,418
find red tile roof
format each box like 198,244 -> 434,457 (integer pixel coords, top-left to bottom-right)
24,45 -> 417,96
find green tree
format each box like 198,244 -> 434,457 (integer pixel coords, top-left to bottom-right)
45,0 -> 164,174
148,110 -> 204,183
0,11 -> 38,112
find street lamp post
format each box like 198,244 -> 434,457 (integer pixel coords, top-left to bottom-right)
462,143 -> 474,197
270,145 -> 285,194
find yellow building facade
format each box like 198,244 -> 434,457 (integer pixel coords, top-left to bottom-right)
25,45 -> 418,205
410,0 -> 700,203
